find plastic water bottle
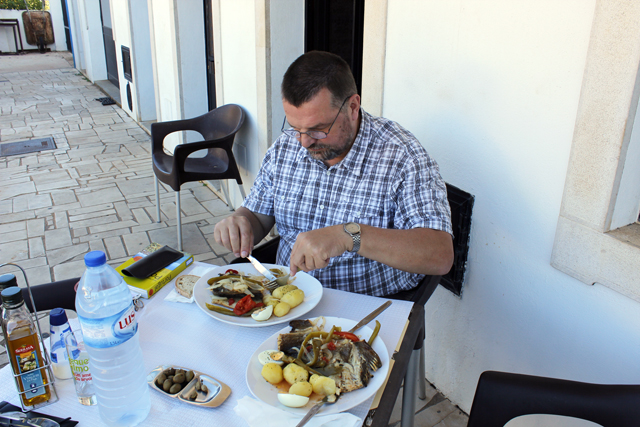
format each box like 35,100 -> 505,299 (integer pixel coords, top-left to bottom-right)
75,251 -> 150,426
49,308 -> 74,380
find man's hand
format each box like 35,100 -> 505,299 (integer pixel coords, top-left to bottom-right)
289,225 -> 352,276
213,207 -> 275,258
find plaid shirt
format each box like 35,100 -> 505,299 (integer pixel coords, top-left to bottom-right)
243,109 -> 452,296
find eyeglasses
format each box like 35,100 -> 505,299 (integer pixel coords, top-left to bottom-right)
281,95 -> 351,140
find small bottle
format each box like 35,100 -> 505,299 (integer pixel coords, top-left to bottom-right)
65,328 -> 97,405
49,308 -> 73,380
1,287 -> 53,409
76,251 -> 150,426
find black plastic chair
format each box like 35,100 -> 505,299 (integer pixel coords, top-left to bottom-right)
152,104 -> 246,250
230,236 -> 441,427
467,370 -> 640,427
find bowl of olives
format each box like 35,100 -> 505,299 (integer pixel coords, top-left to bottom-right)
147,364 -> 231,407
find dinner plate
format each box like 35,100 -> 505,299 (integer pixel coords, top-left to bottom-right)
245,316 -> 390,416
193,263 -> 323,328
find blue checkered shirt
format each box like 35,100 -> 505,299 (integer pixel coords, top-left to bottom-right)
242,109 -> 452,296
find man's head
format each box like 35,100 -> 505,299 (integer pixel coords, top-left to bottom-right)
281,51 -> 357,109
281,52 -> 361,166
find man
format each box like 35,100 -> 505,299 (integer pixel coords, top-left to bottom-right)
214,51 -> 453,296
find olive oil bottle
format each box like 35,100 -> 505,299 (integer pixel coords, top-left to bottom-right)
1,287 -> 54,408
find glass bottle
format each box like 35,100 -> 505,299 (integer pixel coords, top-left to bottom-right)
1,287 -> 54,409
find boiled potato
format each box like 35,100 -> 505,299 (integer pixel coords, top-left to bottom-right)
309,374 -> 320,387
263,295 -> 280,307
312,376 -> 337,396
281,289 -> 304,308
273,284 -> 298,299
261,363 -> 283,385
288,381 -> 312,397
273,302 -> 291,317
283,363 -> 309,385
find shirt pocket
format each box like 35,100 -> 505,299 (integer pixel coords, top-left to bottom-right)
336,200 -> 390,229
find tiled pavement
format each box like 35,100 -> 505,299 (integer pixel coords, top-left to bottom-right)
0,52 -> 468,427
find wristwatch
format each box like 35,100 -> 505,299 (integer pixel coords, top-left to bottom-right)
343,222 -> 361,253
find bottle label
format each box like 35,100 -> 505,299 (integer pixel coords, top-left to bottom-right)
12,344 -> 46,399
78,303 -> 138,349
69,350 -> 92,382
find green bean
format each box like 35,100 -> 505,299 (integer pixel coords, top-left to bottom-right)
323,326 -> 337,344
368,320 -> 381,345
296,332 -> 329,360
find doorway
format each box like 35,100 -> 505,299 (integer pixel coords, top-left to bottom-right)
99,0 -> 118,88
60,0 -> 72,52
203,0 -> 216,111
305,0 -> 365,94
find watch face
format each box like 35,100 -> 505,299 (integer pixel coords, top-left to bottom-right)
345,222 -> 360,234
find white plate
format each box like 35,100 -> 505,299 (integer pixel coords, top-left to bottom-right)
245,316 -> 389,416
193,263 -> 323,328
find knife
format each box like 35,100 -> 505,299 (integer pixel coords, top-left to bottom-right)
348,300 -> 392,333
246,255 -> 277,282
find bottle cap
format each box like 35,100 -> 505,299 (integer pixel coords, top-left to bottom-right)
0,273 -> 17,293
50,307 -> 69,326
85,250 -> 107,267
1,287 -> 23,306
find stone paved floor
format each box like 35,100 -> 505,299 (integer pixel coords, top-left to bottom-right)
0,52 -> 468,427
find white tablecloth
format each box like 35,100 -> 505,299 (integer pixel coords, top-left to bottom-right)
0,262 -> 413,426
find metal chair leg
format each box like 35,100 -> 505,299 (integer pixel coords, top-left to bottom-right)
176,191 -> 182,251
155,178 -> 161,223
221,181 -> 233,211
419,344 -> 426,400
401,348 -> 420,427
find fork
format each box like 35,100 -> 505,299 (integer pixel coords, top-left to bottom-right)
263,274 -> 290,291
295,394 -> 341,427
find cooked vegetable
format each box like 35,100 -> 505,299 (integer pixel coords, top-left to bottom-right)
283,363 -> 309,385
368,320 -> 381,345
273,302 -> 291,317
312,376 -> 337,396
273,284 -> 298,299
281,289 -> 304,308
261,363 -> 284,385
333,331 -> 359,342
289,381 -> 312,397
309,374 -> 320,387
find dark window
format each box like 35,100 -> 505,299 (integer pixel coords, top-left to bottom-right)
305,0 -> 364,94
121,46 -> 132,82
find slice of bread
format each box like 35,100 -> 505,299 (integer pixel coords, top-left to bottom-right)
175,274 -> 200,298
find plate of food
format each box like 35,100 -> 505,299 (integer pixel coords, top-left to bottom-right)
245,316 -> 389,416
193,263 -> 323,327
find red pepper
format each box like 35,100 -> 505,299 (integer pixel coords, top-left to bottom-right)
233,295 -> 257,316
228,298 -> 235,305
225,269 -> 239,275
333,331 -> 359,342
327,341 -> 336,351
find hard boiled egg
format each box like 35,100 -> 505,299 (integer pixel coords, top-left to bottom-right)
251,305 -> 273,321
277,393 -> 309,408
258,350 -> 284,365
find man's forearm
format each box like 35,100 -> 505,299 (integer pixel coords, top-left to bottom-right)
357,225 -> 454,276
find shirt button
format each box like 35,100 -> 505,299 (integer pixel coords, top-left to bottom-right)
319,205 -> 325,210
355,212 -> 361,217
326,170 -> 331,175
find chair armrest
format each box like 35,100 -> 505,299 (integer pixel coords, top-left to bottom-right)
172,137 -> 236,166
150,117 -> 200,152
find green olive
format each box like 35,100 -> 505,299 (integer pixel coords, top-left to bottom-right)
173,373 -> 185,384
186,371 -> 195,382
162,379 -> 172,392
169,383 -> 182,394
195,381 -> 201,391
188,390 -> 197,400
201,383 -> 208,393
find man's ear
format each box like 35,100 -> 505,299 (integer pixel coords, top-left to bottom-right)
348,94 -> 361,119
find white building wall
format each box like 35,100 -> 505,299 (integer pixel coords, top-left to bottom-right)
375,0 -> 640,417
0,7 -> 66,52
74,0 -> 107,81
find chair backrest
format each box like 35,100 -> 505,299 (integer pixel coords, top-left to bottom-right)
190,104 -> 245,142
467,371 -> 640,427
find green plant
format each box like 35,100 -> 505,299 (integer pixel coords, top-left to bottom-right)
0,0 -> 48,11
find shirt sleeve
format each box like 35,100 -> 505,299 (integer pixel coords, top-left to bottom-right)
393,147 -> 453,236
241,145 -> 276,217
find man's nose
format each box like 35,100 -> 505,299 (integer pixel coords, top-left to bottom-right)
299,133 -> 317,148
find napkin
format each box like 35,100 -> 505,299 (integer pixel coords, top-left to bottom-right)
234,396 -> 361,427
163,264 -> 216,304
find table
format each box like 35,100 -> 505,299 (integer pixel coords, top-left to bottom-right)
0,262 -> 414,426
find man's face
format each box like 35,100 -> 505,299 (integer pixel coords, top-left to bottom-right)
283,88 -> 360,166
